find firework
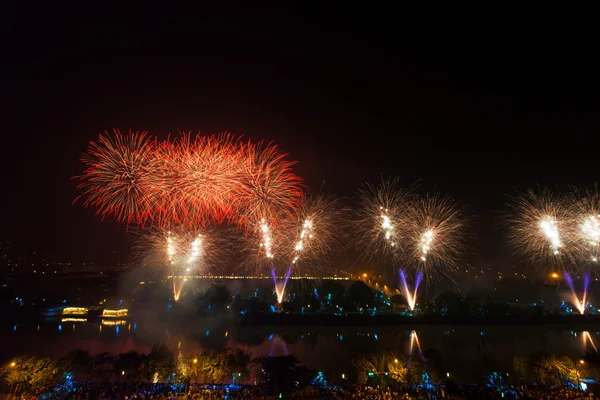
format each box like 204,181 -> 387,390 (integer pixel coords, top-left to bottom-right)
75,130 -> 155,225
259,219 -> 274,259
235,141 -> 304,228
399,269 -> 422,311
405,192 -> 467,279
242,194 -> 343,277
272,267 -> 292,304
288,195 -> 343,270
355,178 -> 414,265
131,226 -> 230,300
507,189 -> 575,270
76,130 -> 304,231
570,187 -> 600,263
564,272 -> 590,314
292,219 -> 314,264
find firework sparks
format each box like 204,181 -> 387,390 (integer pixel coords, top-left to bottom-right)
507,189 -> 574,270
76,130 -> 303,231
75,130 -> 155,225
380,209 -> 397,247
581,215 -> 600,247
355,179 -> 413,268
406,193 -> 467,279
419,229 -> 434,261
259,219 -> 274,259
167,232 -> 176,264
131,227 -> 227,301
242,194 -> 342,278
540,217 -> 561,255
571,187 -> 600,263
292,219 -> 314,264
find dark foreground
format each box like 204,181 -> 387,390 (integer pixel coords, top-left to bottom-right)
8,382 -> 596,399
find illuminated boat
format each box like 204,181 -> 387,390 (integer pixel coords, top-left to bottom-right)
101,308 -> 129,318
61,307 -> 89,317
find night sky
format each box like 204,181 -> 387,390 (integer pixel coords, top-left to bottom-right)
2,4 -> 599,274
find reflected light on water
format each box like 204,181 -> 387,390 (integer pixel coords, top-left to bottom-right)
583,331 -> 598,354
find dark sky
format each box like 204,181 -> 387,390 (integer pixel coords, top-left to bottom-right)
1,3 -> 599,273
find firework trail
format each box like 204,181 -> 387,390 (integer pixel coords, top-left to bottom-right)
507,189 -> 575,271
406,330 -> 424,369
583,331 -> 599,354
272,267 -> 293,304
405,192 -> 468,280
564,272 -> 590,314
399,270 -> 422,311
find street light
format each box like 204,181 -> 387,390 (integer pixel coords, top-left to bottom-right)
394,359 -> 398,364
10,362 -> 15,367
193,358 -> 198,364
580,359 -> 585,365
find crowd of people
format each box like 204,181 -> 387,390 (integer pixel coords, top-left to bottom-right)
6,382 -> 597,399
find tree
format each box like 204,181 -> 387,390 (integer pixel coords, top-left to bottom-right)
255,355 -> 299,396
197,285 -> 232,312
350,355 -> 377,385
59,348 -> 93,381
348,281 -> 374,308
226,348 -> 252,384
91,352 -> 115,384
423,348 -> 444,383
1,355 -> 60,396
434,291 -> 463,315
390,294 -> 407,308
534,355 -> 585,386
116,350 -> 147,385
319,281 -> 346,306
513,356 -> 528,384
148,344 -> 175,383
202,349 -> 228,383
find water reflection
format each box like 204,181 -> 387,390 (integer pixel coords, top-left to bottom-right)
4,319 -> 600,383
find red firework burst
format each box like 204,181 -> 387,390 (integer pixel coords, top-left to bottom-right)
235,141 -> 304,228
75,129 -> 156,225
75,130 -> 304,230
